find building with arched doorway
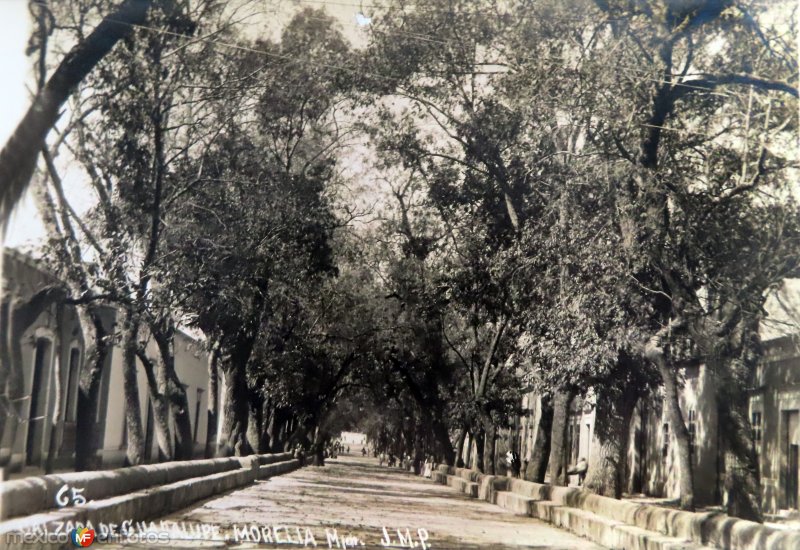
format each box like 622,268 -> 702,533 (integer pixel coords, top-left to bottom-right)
0,249 -> 214,474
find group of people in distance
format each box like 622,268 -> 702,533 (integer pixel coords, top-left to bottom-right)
373,450 -> 435,479
363,442 -> 588,486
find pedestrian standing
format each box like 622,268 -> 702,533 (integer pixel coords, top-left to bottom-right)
423,455 -> 432,478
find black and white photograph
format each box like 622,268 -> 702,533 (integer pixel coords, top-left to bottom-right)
0,0 -> 797,548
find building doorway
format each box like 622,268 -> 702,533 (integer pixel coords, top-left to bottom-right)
790,445 -> 799,510
785,410 -> 800,510
26,338 -> 52,465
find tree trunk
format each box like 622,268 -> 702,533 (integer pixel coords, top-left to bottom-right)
547,389 -> 573,486
584,384 -> 638,498
205,343 -> 219,458
482,417 -> 497,475
430,408 -> 455,466
136,348 -> 172,462
246,390 -> 265,454
474,428 -> 485,473
218,363 -> 251,457
258,399 -> 275,453
454,427 -> 467,467
269,406 -> 289,452
121,313 -> 145,466
74,306 -> 111,471
151,322 -> 193,460
717,322 -> 763,522
646,326 -> 695,511
0,0 -> 153,223
166,369 -> 193,460
311,421 -> 326,466
660,364 -> 694,510
526,396 -> 553,483
4,296 -> 28,468
0,300 -> 12,468
721,403 -> 762,521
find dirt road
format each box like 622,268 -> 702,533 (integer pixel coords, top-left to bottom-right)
106,454 -> 603,549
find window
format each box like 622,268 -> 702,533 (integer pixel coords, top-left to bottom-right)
568,417 -> 580,465
752,411 -> 762,454
687,409 -> 697,460
662,422 -> 670,459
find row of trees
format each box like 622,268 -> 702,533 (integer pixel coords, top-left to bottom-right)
345,0 -> 797,524
0,0 -> 796,525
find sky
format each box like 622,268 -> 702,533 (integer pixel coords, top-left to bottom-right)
1,1 -> 35,248
0,0 -> 373,250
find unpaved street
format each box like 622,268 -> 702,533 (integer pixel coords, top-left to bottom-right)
106,455 -> 603,549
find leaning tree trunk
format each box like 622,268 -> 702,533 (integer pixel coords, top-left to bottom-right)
152,326 -> 193,461
547,388 -> 573,486
526,396 -> 553,483
74,305 -> 110,471
136,349 -> 173,462
0,0 -> 153,223
584,383 -> 639,498
646,327 -> 695,511
121,313 -> 145,466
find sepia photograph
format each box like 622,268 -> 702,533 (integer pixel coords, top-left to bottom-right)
0,0 -> 797,548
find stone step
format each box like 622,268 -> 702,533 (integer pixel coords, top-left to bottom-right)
445,475 -> 478,498
432,471 -> 448,485
0,459 -> 300,550
454,467 -> 479,482
495,490 -> 535,516
528,499 -> 710,550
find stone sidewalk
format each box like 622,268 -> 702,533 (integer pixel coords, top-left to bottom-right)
102,455 -> 603,549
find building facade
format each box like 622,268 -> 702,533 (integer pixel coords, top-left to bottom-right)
0,249 -> 214,473
516,335 -> 800,515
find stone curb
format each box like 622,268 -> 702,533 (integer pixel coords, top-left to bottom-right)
432,467 -> 800,550
0,454 -> 300,550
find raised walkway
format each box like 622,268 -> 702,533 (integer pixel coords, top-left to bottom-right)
432,465 -> 800,550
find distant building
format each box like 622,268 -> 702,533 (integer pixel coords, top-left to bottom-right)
340,432 -> 367,445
